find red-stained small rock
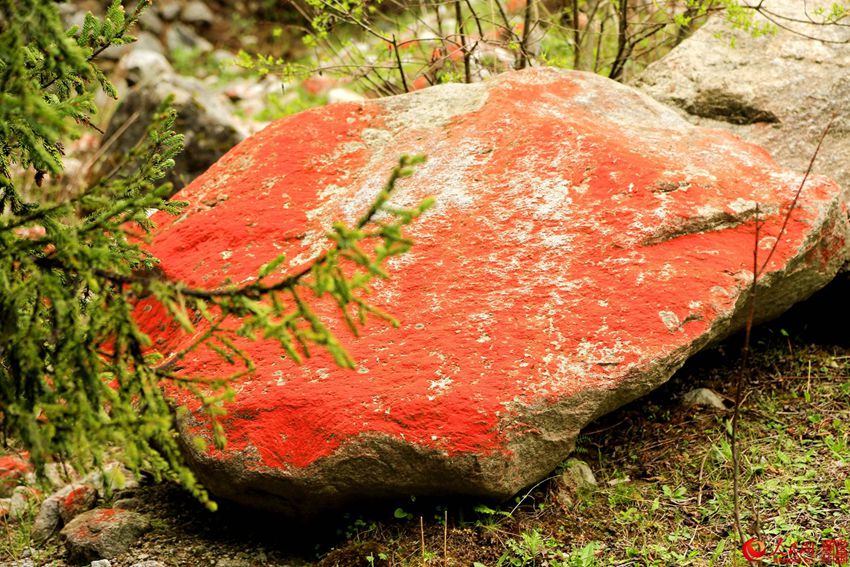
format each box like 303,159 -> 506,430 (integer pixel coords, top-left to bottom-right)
60,508 -> 150,563
59,484 -> 98,524
33,482 -> 99,543
134,68 -> 850,516
0,453 -> 31,497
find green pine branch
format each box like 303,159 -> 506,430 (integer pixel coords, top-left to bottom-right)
0,0 -> 432,510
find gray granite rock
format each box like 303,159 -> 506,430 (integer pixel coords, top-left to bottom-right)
635,0 -> 850,191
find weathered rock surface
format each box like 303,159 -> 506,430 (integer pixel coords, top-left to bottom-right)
635,0 -> 850,190
60,508 -> 150,563
556,459 -> 597,507
99,73 -> 246,194
119,50 -> 173,87
32,483 -> 99,543
135,67 -> 850,515
32,465 -> 136,543
681,387 -> 727,410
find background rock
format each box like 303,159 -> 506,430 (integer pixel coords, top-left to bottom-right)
556,459 -> 597,507
32,465 -> 136,543
166,23 -> 214,54
0,453 -> 31,497
157,0 -> 182,21
98,73 -> 247,194
118,50 -> 173,87
61,508 -> 150,564
134,67 -> 849,516
181,0 -> 215,24
635,0 -> 850,191
681,387 -> 727,410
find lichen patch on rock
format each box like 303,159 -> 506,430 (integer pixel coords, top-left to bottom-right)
134,67 -> 850,516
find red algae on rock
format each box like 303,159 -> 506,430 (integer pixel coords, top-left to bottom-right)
133,68 -> 850,516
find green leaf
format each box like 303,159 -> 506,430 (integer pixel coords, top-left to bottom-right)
258,253 -> 287,279
393,507 -> 410,519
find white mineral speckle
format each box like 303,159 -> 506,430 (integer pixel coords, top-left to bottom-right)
429,376 -> 453,391
728,198 -> 757,215
659,310 -> 680,332
759,236 -> 778,250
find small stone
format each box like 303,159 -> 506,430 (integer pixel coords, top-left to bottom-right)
181,1 -> 215,24
134,31 -> 166,55
43,462 -> 79,490
61,508 -> 150,563
98,73 -> 246,194
137,8 -> 164,33
556,459 -> 597,507
113,497 -> 142,510
129,561 -> 166,567
211,49 -> 237,67
9,486 -> 38,518
32,495 -> 62,543
57,4 -> 87,29
562,459 -> 597,489
91,560 -> 112,567
302,74 -> 337,96
157,0 -> 181,20
119,49 -> 173,86
59,484 -> 99,523
82,464 -> 139,494
215,558 -> 253,567
0,453 -> 32,497
99,42 -> 131,61
32,482 -> 98,543
166,23 -> 213,54
681,387 -> 727,411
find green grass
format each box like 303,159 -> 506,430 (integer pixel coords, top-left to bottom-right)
321,310 -> 850,566
6,299 -> 850,566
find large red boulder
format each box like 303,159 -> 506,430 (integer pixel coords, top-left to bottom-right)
135,68 -> 849,515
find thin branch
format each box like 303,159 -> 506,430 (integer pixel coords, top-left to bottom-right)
390,34 -> 410,92
455,0 -> 472,82
748,6 -> 850,44
518,0 -> 535,68
86,157 -> 421,300
730,114 -> 835,545
757,116 -> 836,277
609,0 -> 630,79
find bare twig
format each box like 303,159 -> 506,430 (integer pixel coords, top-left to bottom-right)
420,516 -> 426,563
391,34 -> 410,92
455,0 -> 472,82
609,0 -> 629,79
571,0 -> 581,68
518,0 -> 534,68
443,509 -> 448,566
730,115 -> 835,544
